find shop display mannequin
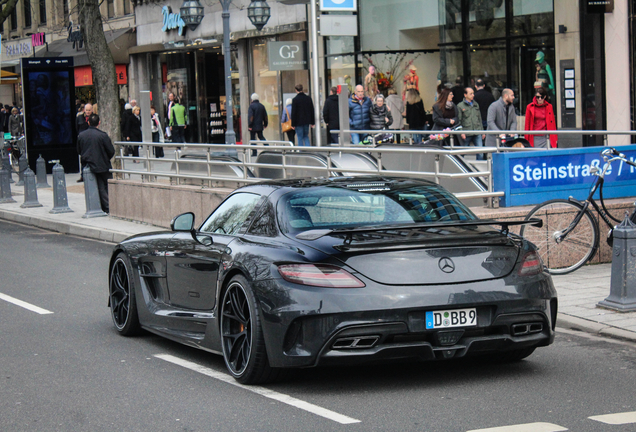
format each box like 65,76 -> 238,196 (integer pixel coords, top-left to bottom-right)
365,65 -> 379,100
403,65 -> 419,100
534,51 -> 554,99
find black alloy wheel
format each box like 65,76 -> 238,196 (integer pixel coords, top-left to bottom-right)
109,252 -> 141,336
220,275 -> 280,384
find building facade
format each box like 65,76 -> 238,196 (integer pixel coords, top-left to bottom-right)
0,0 -> 135,107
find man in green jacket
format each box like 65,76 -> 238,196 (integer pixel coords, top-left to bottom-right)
457,87 -> 485,160
169,97 -> 188,143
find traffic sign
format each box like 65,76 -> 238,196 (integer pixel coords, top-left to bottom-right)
320,0 -> 357,12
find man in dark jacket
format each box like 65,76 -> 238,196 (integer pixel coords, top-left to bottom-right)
451,76 -> 464,106
473,79 -> 495,130
248,93 -> 268,156
291,84 -> 315,147
348,85 -> 372,144
77,114 -> 115,214
322,87 -> 340,144
76,103 -> 92,135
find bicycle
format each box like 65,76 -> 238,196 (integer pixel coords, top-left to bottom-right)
519,147 -> 636,275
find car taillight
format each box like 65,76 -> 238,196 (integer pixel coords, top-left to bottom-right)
518,252 -> 543,276
277,264 -> 365,288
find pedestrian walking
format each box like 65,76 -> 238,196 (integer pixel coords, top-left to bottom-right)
281,98 -> 295,144
248,93 -> 268,156
486,88 -> 517,147
150,106 -> 165,157
405,89 -> 426,143
322,87 -> 340,144
450,76 -> 464,106
349,85 -> 372,144
474,78 -> 495,131
431,88 -> 458,131
121,103 -> 132,141
385,88 -> 404,143
165,92 -> 176,140
525,87 -> 558,149
291,84 -> 315,147
456,87 -> 485,159
77,114 -> 115,214
124,106 -> 142,159
369,94 -> 393,130
8,108 -> 23,137
77,103 -> 93,135
169,97 -> 187,144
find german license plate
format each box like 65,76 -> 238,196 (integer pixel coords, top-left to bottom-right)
425,308 -> 477,329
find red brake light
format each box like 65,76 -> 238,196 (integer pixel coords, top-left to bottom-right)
277,264 -> 365,288
518,252 -> 543,276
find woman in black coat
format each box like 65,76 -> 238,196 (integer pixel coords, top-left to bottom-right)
431,88 -> 458,131
405,89 -> 426,143
369,94 -> 393,130
125,106 -> 142,158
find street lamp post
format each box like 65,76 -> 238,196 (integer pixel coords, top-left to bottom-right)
220,0 -> 236,144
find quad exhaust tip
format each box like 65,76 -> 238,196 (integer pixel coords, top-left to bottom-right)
333,335 -> 380,349
511,322 -> 543,336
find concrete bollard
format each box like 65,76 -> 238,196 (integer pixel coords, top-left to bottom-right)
82,166 -> 107,218
36,155 -> 50,188
1,152 -> 14,183
0,167 -> 16,203
20,168 -> 43,208
598,214 -> 636,312
49,161 -> 73,214
16,152 -> 28,186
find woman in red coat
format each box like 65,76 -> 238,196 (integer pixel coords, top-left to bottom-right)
525,87 -> 558,148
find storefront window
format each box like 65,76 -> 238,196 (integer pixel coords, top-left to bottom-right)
512,0 -> 554,36
468,0 -> 506,40
510,37 -> 555,114
250,37 -> 279,142
325,36 -> 355,94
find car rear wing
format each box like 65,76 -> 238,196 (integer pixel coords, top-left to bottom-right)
296,218 -> 543,241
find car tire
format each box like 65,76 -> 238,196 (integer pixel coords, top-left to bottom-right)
109,252 -> 141,336
220,275 -> 282,384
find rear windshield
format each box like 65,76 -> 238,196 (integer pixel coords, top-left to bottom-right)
279,183 -> 476,232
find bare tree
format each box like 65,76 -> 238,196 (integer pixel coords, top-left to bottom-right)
77,0 -> 121,167
0,0 -> 18,24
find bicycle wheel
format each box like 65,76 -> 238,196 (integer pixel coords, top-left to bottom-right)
520,199 -> 599,275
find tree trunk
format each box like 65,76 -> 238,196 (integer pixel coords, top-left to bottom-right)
78,0 -> 122,170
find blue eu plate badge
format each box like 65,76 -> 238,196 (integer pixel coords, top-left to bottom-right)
320,0 -> 357,12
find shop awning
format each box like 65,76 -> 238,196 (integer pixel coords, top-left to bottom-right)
0,69 -> 19,84
37,28 -> 136,66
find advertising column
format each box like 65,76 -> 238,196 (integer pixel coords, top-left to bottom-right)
21,57 -> 78,173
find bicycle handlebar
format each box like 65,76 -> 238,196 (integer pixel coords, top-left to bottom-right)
603,147 -> 636,168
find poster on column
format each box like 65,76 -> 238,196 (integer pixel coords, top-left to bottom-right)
21,57 -> 78,173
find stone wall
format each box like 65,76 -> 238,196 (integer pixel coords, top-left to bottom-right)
109,180 -> 234,228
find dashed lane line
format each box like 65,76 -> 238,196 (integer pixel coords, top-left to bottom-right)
589,411 -> 636,425
0,292 -> 53,315
153,353 -> 361,425
466,422 -> 568,432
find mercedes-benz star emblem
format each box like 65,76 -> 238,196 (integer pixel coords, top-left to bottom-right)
438,257 -> 455,273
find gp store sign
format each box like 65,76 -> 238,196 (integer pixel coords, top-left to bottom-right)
492,145 -> 636,207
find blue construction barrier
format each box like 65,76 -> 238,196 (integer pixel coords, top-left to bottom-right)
492,145 -> 636,207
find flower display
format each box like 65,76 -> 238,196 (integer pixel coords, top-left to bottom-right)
364,53 -> 421,95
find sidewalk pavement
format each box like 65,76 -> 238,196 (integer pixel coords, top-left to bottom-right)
1,172 -> 635,344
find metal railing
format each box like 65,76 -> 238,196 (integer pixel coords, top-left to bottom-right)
112,139 -> 502,203
111,130 -> 636,208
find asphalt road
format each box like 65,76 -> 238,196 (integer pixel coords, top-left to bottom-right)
1,220 -> 636,432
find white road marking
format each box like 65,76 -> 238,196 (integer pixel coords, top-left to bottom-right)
466,422 -> 568,432
589,411 -> 636,425
154,353 -> 361,425
0,292 -> 53,314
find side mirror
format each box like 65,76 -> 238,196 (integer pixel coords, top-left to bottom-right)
171,212 -> 195,232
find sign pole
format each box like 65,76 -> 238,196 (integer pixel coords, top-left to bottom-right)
309,0 -> 322,147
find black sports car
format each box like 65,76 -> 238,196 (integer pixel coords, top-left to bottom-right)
108,176 -> 557,384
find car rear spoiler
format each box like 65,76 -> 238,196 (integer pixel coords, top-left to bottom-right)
295,218 -> 543,241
